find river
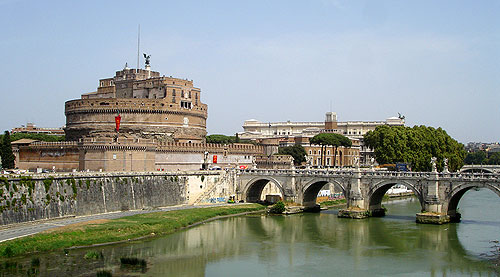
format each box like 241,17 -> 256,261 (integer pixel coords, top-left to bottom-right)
2,189 -> 499,276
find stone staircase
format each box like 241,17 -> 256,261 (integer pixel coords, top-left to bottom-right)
192,172 -> 232,204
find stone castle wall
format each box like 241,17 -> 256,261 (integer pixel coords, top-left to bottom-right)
15,139 -> 265,172
64,98 -> 207,142
17,142 -> 80,172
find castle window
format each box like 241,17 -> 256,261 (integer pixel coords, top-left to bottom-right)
181,101 -> 192,109
188,91 -> 191,98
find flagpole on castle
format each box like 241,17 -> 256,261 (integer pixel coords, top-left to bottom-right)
137,24 -> 140,70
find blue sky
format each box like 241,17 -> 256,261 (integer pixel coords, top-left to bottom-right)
0,0 -> 498,143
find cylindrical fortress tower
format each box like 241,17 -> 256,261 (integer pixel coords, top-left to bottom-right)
64,67 -> 208,143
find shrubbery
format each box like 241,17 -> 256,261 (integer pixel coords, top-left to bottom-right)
269,201 -> 285,214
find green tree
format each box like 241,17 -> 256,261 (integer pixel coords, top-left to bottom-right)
486,152 -> 500,165
310,133 -> 351,167
278,145 -> 307,165
364,125 -> 465,172
206,134 -> 236,144
464,151 -> 487,165
0,133 -> 65,143
1,131 -> 16,169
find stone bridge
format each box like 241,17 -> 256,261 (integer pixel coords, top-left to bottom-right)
460,165 -> 500,174
236,168 -> 500,224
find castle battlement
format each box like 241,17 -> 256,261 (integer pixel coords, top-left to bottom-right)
157,142 -> 264,154
28,141 -> 79,149
65,98 -> 207,117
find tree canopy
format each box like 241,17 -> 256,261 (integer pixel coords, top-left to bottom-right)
278,145 -> 307,165
310,133 -> 352,167
206,134 -> 239,144
310,133 -> 351,148
465,151 -> 500,165
364,125 -> 465,172
0,133 -> 65,143
1,131 -> 16,169
464,151 -> 487,165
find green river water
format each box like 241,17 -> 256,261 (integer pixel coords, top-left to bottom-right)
2,189 -> 500,276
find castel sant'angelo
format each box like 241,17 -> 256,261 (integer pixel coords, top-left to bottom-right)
65,62 -> 207,143
13,59 -> 264,172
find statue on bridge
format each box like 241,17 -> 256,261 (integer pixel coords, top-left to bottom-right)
369,157 -> 375,171
431,157 -> 437,172
353,156 -> 360,169
443,158 -> 449,173
305,156 -> 313,169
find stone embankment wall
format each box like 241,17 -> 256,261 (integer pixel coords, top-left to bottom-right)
0,171 -> 230,225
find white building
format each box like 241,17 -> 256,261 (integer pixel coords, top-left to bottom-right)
238,112 -> 405,165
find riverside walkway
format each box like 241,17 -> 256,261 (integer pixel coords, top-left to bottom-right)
0,203 -> 238,243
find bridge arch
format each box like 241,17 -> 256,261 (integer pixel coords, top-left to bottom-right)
242,177 -> 284,203
302,179 -> 346,208
367,180 -> 423,216
444,182 -> 500,221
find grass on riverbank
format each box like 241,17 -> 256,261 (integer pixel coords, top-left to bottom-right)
0,204 -> 265,258
319,199 -> 347,208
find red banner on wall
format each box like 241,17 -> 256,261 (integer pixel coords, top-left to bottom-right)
213,155 -> 217,164
115,114 -> 121,132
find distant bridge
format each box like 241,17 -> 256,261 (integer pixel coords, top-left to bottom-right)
460,165 -> 500,174
237,168 -> 500,224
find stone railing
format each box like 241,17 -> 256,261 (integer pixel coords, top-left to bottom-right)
239,168 -> 500,181
0,170 -> 223,181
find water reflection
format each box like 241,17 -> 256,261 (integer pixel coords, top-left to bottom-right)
3,190 -> 499,276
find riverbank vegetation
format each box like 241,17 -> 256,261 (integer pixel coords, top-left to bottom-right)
364,125 -> 465,172
269,201 -> 286,214
319,199 -> 347,208
0,204 -> 265,258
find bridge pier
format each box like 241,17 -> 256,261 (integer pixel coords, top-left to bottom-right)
338,170 -> 371,219
415,212 -> 450,224
415,173 -> 451,224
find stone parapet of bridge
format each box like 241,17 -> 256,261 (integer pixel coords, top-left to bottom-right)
460,165 -> 500,174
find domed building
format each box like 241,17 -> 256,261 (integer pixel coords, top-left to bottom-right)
64,64 -> 207,143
